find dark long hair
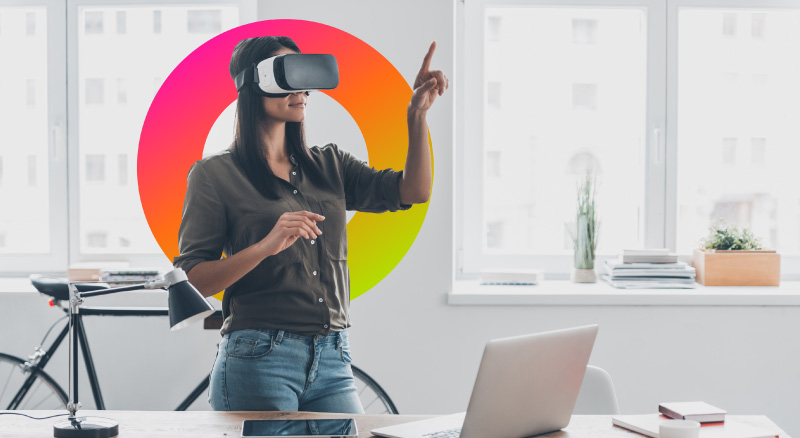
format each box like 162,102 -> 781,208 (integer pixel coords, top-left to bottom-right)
229,36 -> 328,199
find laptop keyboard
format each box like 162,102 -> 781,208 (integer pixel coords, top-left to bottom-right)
423,428 -> 462,438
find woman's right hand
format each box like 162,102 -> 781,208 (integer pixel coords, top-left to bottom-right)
259,211 -> 325,258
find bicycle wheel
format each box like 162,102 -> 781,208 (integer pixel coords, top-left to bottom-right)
0,352 -> 68,410
351,364 -> 399,415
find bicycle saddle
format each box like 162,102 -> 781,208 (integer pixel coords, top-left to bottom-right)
29,275 -> 109,301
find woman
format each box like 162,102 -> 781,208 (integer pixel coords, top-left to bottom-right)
173,36 -> 447,412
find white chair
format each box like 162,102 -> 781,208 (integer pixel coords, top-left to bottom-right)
573,365 -> 620,415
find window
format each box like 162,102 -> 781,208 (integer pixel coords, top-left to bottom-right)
85,155 -> 105,182
722,12 -> 737,36
572,83 -> 598,110
572,19 -> 598,44
116,78 -> 127,104
116,11 -> 126,34
675,7 -> 800,257
0,1 -> 254,272
85,78 -> 104,104
26,79 -> 36,108
0,4 -> 54,262
26,11 -> 35,35
87,232 -> 107,248
487,15 -> 502,41
460,0 -> 800,279
85,10 -> 103,34
187,9 -> 222,33
722,138 -> 737,164
751,138 -> 766,165
751,12 -> 766,38
74,3 -> 248,260
153,10 -> 162,33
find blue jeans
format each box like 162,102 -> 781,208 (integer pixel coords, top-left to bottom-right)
208,329 -> 364,413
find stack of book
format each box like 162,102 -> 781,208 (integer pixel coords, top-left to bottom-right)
67,262 -> 130,281
602,249 -> 696,289
99,268 -> 160,285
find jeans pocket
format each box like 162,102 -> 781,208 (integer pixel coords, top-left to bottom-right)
226,330 -> 276,358
339,342 -> 353,364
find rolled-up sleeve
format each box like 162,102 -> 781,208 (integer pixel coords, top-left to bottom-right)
173,161 -> 227,274
333,145 -> 412,213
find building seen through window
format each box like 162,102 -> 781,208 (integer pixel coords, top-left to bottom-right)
77,5 -> 241,255
677,9 -> 800,252
480,7 -> 645,255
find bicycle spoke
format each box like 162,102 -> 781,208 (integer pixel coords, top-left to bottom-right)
19,380 -> 42,409
1,363 -> 15,401
363,394 -> 380,411
31,390 -> 57,410
20,380 -> 43,410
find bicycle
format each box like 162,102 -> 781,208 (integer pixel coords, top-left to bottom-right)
0,275 -> 398,415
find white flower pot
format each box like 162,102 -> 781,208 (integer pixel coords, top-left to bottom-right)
571,268 -> 597,283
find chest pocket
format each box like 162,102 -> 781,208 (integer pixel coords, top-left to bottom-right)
319,198 -> 347,261
237,201 -> 301,264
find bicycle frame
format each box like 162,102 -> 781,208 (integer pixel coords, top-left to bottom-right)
9,304 -> 218,411
10,298 -> 397,414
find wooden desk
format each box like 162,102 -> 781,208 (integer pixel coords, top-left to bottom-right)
2,411 -> 789,438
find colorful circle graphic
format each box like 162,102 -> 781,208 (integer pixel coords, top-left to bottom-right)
138,19 -> 432,301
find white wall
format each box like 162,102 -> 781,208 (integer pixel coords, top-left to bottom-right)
1,0 -> 798,436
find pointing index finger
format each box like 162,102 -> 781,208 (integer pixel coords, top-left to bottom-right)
420,41 -> 436,73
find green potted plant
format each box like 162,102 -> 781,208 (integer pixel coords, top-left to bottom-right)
692,220 -> 780,286
570,171 -> 598,283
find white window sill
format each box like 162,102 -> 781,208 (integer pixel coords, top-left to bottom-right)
449,280 -> 800,306
0,277 -> 39,294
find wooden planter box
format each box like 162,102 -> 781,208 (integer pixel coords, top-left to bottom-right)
692,249 -> 780,286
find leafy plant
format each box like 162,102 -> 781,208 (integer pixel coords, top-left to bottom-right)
573,172 -> 598,269
699,220 -> 763,250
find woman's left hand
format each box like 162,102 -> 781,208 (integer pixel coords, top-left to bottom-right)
409,41 -> 449,113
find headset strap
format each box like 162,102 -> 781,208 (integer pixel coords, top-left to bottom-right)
234,63 -> 257,92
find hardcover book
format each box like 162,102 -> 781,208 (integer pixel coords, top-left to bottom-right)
660,401 -> 727,423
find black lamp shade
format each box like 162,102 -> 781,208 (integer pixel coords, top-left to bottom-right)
167,279 -> 215,331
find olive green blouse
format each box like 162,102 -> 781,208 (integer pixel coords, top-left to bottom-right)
173,144 -> 410,336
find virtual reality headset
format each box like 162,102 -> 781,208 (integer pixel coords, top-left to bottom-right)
234,53 -> 339,97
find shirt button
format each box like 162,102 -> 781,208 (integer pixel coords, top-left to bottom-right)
310,240 -> 315,245
312,271 -> 317,276
292,171 -> 297,176
318,298 -> 324,303
323,324 -> 328,329
293,190 -> 298,194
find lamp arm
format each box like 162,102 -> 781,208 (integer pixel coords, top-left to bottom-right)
78,283 -> 167,299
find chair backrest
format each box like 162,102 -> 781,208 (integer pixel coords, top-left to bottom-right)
573,365 -> 620,415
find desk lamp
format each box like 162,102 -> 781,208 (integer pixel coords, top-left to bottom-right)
53,268 -> 214,438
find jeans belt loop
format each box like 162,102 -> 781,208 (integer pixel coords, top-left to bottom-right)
336,332 -> 343,350
275,330 -> 284,345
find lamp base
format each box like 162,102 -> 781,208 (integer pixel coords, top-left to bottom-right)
54,416 -> 119,438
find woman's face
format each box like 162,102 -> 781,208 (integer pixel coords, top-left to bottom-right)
261,47 -> 307,123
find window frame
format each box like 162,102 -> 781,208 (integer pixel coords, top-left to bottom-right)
459,0 -> 666,278
457,0 -> 800,280
65,0 -> 256,269
664,0 -> 800,279
0,0 -> 68,275
0,0 -> 255,276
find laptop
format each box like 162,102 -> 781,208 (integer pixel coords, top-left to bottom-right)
371,325 -> 599,438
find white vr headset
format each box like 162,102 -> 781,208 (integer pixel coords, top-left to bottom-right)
234,53 -> 339,97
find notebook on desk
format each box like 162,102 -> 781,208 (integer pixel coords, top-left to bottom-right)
612,414 -> 781,438
371,325 -> 599,438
